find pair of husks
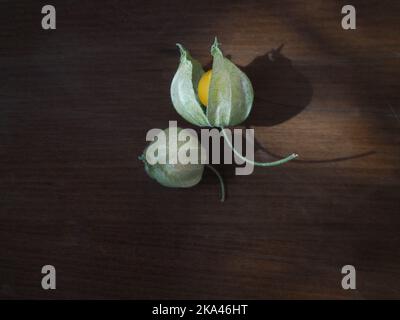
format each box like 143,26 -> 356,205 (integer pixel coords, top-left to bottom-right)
139,38 -> 298,201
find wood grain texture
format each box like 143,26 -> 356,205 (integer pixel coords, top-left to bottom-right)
0,0 -> 399,299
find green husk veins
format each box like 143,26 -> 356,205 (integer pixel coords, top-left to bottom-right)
171,37 -> 298,168
170,45 -> 210,127
207,38 -> 253,127
139,127 -> 225,202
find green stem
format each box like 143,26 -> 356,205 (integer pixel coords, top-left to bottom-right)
138,154 -> 145,161
205,165 -> 225,202
221,128 -> 298,167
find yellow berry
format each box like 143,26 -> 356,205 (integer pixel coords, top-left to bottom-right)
198,70 -> 212,107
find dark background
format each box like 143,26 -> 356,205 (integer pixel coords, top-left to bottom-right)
0,0 -> 399,299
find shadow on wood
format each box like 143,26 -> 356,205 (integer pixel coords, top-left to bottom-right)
243,45 -> 313,127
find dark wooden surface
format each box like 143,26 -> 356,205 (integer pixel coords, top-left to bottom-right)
0,0 -> 399,299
